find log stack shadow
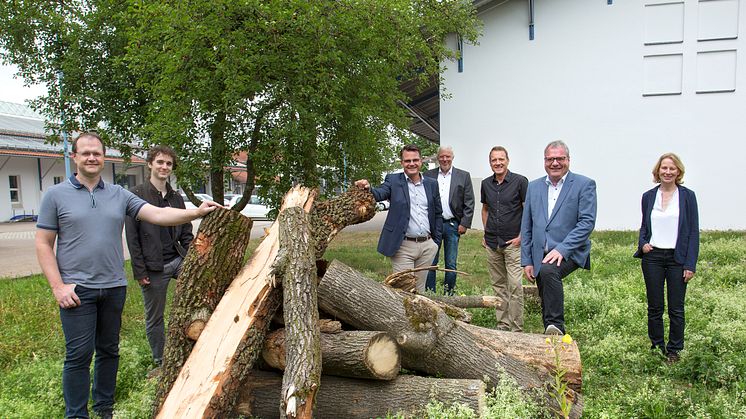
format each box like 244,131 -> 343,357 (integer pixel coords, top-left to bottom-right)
152,187 -> 583,418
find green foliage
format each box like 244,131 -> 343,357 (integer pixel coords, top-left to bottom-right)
0,0 -> 482,207
1,231 -> 745,417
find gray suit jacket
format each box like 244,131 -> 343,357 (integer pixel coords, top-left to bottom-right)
520,172 -> 597,275
424,167 -> 475,228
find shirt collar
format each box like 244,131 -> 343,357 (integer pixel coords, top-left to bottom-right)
493,170 -> 513,183
439,167 -> 453,177
545,172 -> 568,186
69,174 -> 105,190
406,173 -> 423,186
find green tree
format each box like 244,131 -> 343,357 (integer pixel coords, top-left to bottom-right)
0,0 -> 480,209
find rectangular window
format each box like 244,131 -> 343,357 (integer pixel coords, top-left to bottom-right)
9,175 -> 20,203
53,176 -> 63,185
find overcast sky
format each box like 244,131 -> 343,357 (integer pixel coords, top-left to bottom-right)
0,63 -> 46,105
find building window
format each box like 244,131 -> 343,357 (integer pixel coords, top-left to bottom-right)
9,175 -> 21,203
53,176 -> 64,185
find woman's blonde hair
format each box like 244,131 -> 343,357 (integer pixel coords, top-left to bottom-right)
652,152 -> 685,184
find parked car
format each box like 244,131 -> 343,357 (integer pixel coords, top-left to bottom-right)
180,193 -> 214,209
223,193 -> 238,206
227,195 -> 271,220
375,200 -> 390,211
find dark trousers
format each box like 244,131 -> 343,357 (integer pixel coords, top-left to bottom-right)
142,256 -> 183,365
59,285 -> 126,418
426,219 -> 460,295
642,248 -> 687,353
536,258 -> 578,334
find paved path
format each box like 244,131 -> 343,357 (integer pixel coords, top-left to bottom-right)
0,211 -> 388,279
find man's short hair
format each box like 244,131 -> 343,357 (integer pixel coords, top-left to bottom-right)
400,144 -> 421,159
72,131 -> 106,155
652,152 -> 686,185
544,140 -> 570,157
489,146 -> 510,161
438,145 -> 454,156
146,145 -> 178,168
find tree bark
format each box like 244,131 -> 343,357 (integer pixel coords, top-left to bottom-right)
263,329 -> 400,381
427,294 -> 502,309
308,187 -> 376,260
317,260 -> 583,418
152,208 -> 253,412
276,206 -> 321,418
234,370 -> 486,419
155,187 -> 313,418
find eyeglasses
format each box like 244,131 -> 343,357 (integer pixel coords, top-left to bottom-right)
402,159 -> 421,164
544,156 -> 568,163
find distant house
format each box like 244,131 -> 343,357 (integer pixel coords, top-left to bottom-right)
0,101 -> 147,222
430,0 -> 745,229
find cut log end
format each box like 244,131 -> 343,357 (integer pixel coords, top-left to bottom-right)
366,333 -> 400,380
186,320 -> 206,341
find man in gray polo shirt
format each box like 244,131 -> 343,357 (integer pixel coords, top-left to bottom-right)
36,132 -> 219,419
481,146 -> 528,332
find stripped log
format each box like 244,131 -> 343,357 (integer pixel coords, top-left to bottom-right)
276,206 -> 320,418
153,208 -> 252,411
155,187 -> 313,418
235,370 -> 486,418
317,260 -> 583,418
263,329 -> 400,380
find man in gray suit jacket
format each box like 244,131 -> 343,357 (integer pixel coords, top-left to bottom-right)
424,146 -> 475,295
521,140 -> 597,335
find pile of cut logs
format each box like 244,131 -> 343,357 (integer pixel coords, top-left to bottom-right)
150,187 -> 583,418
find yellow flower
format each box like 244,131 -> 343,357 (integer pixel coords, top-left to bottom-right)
562,334 -> 573,344
545,337 -> 551,344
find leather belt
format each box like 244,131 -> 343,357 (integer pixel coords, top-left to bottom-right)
404,235 -> 431,243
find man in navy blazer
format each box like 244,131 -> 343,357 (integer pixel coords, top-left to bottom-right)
423,145 -> 474,295
355,144 -> 443,293
521,140 -> 597,335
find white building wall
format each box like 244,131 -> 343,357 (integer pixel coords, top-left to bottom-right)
441,0 -> 745,229
0,156 -> 146,222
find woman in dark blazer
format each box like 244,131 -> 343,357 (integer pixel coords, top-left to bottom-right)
634,153 -> 699,362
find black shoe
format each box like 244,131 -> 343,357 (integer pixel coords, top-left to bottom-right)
666,351 -> 680,364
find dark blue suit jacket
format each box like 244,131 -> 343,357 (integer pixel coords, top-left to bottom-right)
371,173 -> 443,257
521,172 -> 597,275
634,185 -> 699,272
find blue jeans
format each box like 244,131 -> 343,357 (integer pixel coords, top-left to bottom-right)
142,256 -> 183,365
426,219 -> 460,295
59,285 -> 126,418
642,248 -> 687,354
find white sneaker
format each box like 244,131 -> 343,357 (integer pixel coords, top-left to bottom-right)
545,324 -> 563,335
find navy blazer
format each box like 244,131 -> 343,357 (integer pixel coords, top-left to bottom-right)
371,173 -> 443,257
423,167 -> 475,228
521,172 -> 597,275
633,185 -> 699,272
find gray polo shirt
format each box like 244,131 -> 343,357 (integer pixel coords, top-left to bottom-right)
37,175 -> 147,288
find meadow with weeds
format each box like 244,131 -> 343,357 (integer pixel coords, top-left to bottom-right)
1,230 -> 745,418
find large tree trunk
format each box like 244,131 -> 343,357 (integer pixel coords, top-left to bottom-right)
152,208 -> 253,411
317,260 -> 583,418
235,370 -> 486,419
155,187 -> 313,418
427,294 -> 502,309
276,206 -> 320,418
263,329 -> 400,381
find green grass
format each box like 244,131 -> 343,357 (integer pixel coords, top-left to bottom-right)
1,231 -> 745,418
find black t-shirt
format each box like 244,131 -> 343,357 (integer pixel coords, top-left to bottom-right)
481,171 -> 528,249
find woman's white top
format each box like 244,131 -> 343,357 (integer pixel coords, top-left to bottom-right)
649,188 -> 679,249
